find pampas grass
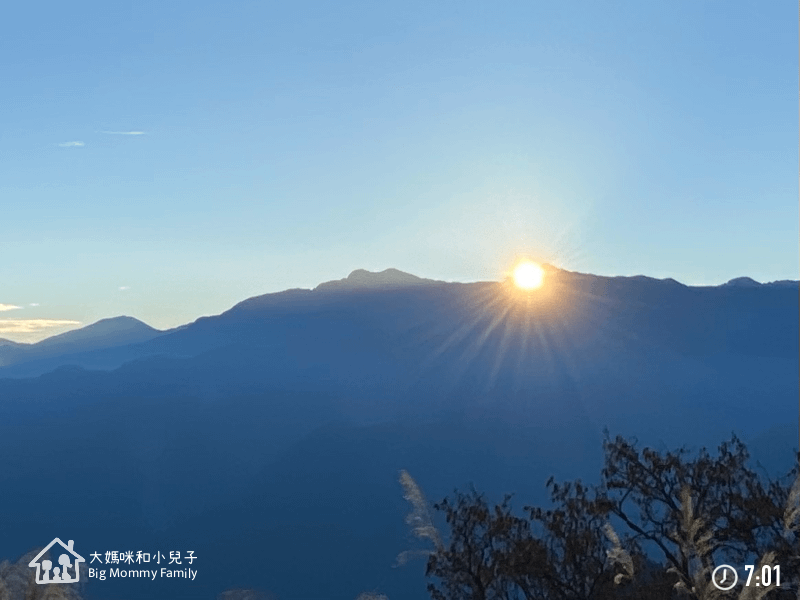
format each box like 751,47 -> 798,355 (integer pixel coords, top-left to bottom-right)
395,469 -> 443,567
602,521 -> 634,585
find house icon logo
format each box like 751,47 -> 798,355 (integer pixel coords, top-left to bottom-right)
28,538 -> 85,584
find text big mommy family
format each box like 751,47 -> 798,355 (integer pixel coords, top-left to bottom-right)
89,567 -> 198,581
88,550 -> 198,582
28,540 -> 200,586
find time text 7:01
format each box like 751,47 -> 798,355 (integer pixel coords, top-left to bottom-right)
744,565 -> 780,587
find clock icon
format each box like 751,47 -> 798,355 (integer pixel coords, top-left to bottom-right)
712,565 -> 738,591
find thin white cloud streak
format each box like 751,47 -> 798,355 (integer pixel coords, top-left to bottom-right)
58,141 -> 85,147
100,131 -> 146,135
29,303 -> 39,307
119,286 -> 130,291
0,319 -> 80,333
0,304 -> 22,312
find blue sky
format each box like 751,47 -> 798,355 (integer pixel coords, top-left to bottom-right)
1,1 -> 797,341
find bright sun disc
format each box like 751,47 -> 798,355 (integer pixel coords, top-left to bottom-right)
513,261 -> 545,290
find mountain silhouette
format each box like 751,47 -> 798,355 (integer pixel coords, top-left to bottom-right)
9,266 -> 796,379
722,276 -> 761,287
722,275 -> 799,288
35,315 -> 160,348
0,268 -> 796,600
314,268 -> 442,291
0,316 -> 164,375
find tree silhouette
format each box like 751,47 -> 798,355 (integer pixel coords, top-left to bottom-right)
420,433 -> 799,600
523,478 -> 632,600
422,484 -> 635,600
601,434 -> 798,599
425,489 -> 545,600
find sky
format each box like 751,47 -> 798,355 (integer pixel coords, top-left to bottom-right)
1,1 -> 797,342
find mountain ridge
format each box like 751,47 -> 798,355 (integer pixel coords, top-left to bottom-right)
0,266 -> 796,600
0,315 -> 164,374
314,267 -> 444,292
34,315 -> 158,347
1,268 -> 797,378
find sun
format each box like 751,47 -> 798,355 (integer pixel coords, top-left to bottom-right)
513,261 -> 545,290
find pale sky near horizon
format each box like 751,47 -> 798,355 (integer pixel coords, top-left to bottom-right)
1,1 -> 797,342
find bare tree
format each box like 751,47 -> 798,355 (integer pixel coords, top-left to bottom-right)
421,482 -> 634,600
524,478 -> 629,600
602,434 -> 798,600
425,490 -> 541,600
421,434 -> 797,600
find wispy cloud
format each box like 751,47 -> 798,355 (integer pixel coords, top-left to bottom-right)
100,130 -> 146,135
0,319 -> 80,334
0,304 -> 22,312
119,286 -> 130,291
58,141 -> 85,147
29,303 -> 39,307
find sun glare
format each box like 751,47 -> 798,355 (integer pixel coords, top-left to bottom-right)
513,261 -> 545,290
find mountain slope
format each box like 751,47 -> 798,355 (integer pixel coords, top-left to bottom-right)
0,268 -> 796,600
34,315 -> 159,348
0,316 -> 164,375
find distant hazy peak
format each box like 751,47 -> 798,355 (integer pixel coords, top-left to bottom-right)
545,267 -> 686,288
722,277 -> 761,287
93,315 -> 155,328
763,280 -> 800,288
623,274 -> 681,284
314,268 -> 442,292
35,316 -> 159,347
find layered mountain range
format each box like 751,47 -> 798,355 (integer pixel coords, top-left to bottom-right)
0,267 -> 797,600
